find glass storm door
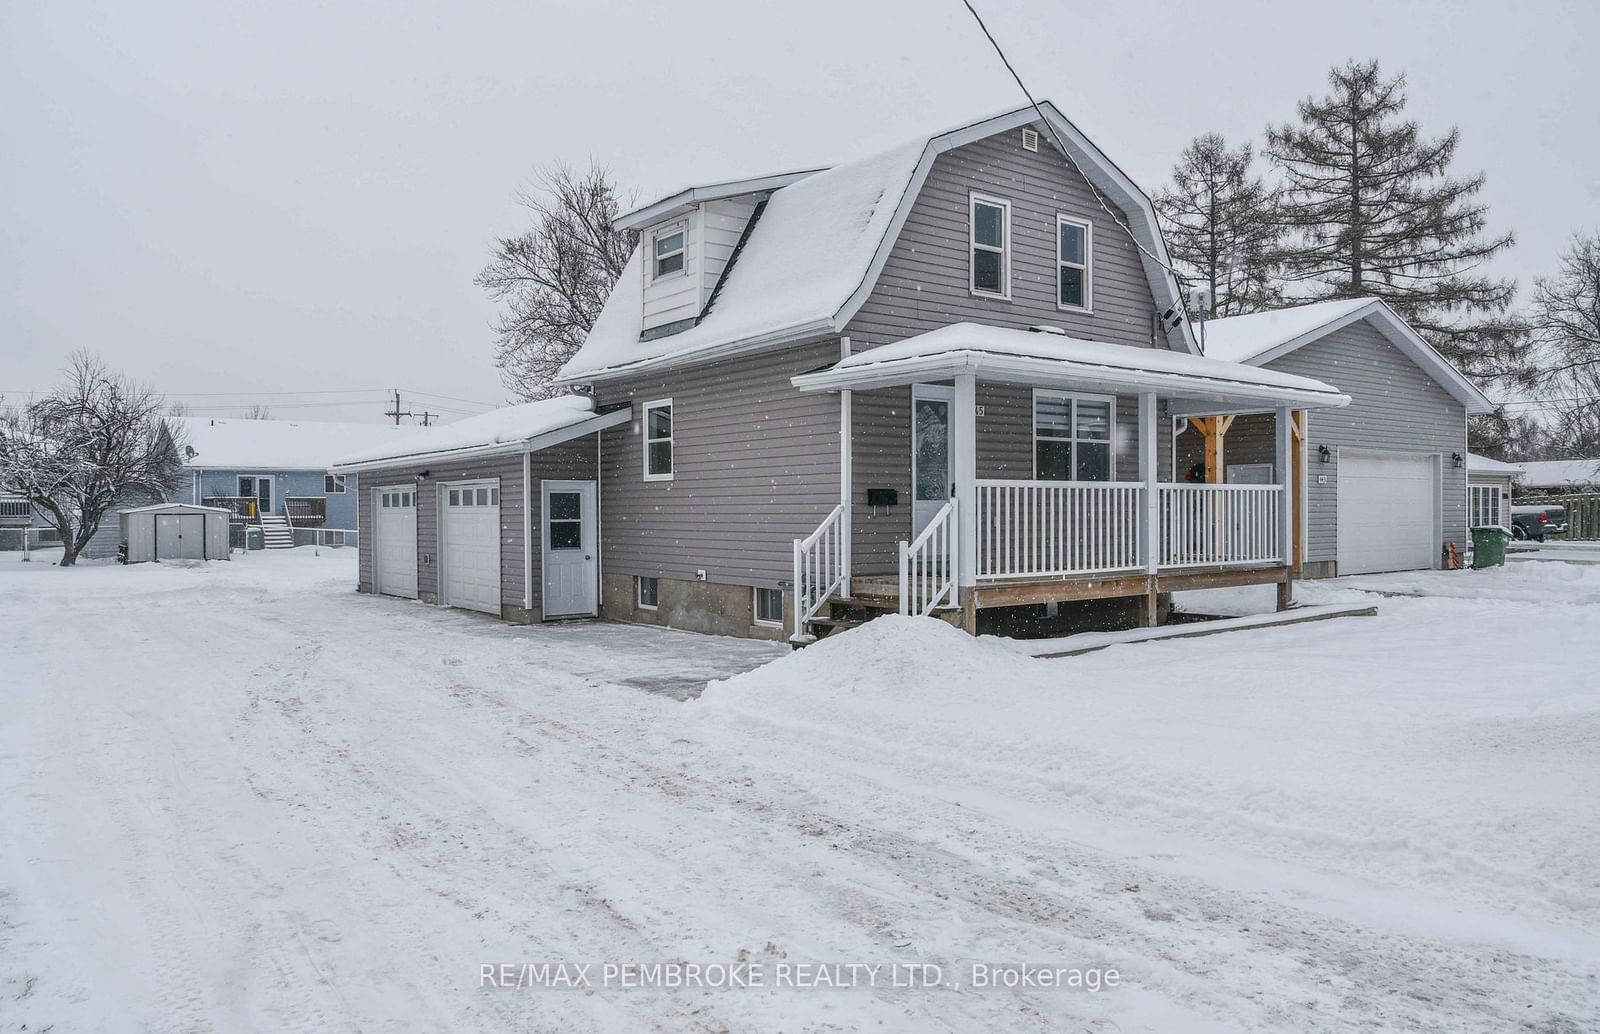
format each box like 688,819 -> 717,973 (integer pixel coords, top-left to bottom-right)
911,384 -> 954,537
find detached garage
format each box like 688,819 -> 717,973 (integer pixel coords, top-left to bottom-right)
120,503 -> 231,563
333,396 -> 628,623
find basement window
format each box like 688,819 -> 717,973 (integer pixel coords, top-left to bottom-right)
637,576 -> 659,610
753,587 -> 784,627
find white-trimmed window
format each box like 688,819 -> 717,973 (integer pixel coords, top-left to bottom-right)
1470,483 -> 1503,528
969,193 -> 1011,298
643,399 -> 673,480
1056,216 -> 1092,311
636,575 -> 659,610
325,473 -> 347,494
1034,390 -> 1114,482
753,586 -> 784,627
651,224 -> 686,279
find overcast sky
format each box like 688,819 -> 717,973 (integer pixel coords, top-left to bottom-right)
4,0 -> 1596,423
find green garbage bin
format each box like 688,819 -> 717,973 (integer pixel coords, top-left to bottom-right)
1470,526 -> 1508,569
246,526 -> 264,551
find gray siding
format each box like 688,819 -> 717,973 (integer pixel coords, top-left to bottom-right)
845,123 -> 1161,351
594,340 -> 842,589
356,453 -> 527,611
1176,319 -> 1468,570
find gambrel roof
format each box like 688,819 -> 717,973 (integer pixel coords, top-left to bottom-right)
557,102 -> 1196,383
1198,298 -> 1494,415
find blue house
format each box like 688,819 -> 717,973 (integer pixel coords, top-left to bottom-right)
172,417 -> 422,549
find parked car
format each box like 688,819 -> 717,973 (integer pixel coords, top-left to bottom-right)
1511,504 -> 1568,541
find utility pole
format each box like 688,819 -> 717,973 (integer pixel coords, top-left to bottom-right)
417,410 -> 438,426
384,389 -> 412,426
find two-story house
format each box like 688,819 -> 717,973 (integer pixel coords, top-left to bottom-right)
342,103 -> 1351,640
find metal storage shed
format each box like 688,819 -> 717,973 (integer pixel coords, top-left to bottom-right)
120,503 -> 231,563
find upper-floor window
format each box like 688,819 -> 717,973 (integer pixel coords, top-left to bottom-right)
1056,216 -> 1092,311
643,398 -> 674,480
325,473 -> 347,494
970,194 -> 1010,298
1034,390 -> 1114,482
652,225 -> 686,279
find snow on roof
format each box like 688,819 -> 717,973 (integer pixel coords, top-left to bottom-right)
1198,298 -> 1376,364
175,417 -> 422,471
1467,453 -> 1522,475
332,395 -> 600,468
804,323 -> 1348,406
613,167 -> 830,231
1517,458 -> 1600,487
559,136 -> 927,381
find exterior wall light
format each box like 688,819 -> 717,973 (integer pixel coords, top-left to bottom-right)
1318,445 -> 1332,464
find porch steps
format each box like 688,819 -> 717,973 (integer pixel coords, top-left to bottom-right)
259,515 -> 294,550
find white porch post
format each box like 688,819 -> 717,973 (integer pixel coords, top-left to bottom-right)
1275,405 -> 1294,565
1140,392 -> 1159,575
839,388 -> 852,589
953,373 -> 977,592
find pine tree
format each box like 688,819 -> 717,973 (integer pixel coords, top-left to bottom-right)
1265,59 -> 1523,379
1154,134 -> 1283,318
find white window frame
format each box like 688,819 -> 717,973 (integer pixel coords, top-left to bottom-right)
969,193 -> 1011,300
1469,482 -> 1504,529
650,222 -> 687,282
325,473 -> 347,494
642,398 -> 674,482
636,575 -> 659,611
1032,389 -> 1117,481
1055,215 -> 1093,313
752,586 -> 784,628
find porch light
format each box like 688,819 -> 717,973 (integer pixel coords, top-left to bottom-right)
1452,452 -> 1464,468
1318,445 -> 1331,464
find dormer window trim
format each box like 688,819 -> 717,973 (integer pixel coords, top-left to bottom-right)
650,222 -> 688,281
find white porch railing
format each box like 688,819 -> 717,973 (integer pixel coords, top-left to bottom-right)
1159,484 -> 1283,568
792,503 -> 848,634
899,501 -> 958,616
976,480 -> 1143,579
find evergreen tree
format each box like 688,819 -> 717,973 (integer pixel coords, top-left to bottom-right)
1154,133 -> 1282,318
1265,60 -> 1523,379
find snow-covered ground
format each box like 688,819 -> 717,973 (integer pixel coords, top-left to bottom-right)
3,550 -> 1598,1031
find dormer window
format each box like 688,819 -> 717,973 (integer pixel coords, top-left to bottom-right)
652,225 -> 686,279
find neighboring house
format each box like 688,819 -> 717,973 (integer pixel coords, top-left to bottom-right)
346,102 -> 1356,641
1189,299 -> 1494,578
0,496 -> 58,550
1466,453 -> 1520,530
158,417 -> 419,552
1517,458 -> 1600,495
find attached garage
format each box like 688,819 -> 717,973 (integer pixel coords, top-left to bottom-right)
440,481 -> 501,615
1336,451 -> 1439,575
120,503 -> 230,563
374,486 -> 418,599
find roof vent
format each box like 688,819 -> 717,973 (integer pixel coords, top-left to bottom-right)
1027,324 -> 1067,336
1021,128 -> 1040,152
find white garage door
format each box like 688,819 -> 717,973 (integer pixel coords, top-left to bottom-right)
376,487 -> 418,599
443,481 -> 501,616
1337,451 -> 1437,575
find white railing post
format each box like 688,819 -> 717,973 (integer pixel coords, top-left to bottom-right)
1140,392 -> 1158,574
1275,406 -> 1293,566
952,373 -> 978,592
839,388 -> 852,595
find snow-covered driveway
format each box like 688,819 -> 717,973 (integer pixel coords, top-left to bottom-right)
3,551 -> 1597,1031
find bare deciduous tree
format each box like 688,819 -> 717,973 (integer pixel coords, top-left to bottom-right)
476,163 -> 637,400
1265,60 -> 1527,381
1530,231 -> 1600,454
0,353 -> 187,565
241,404 -> 273,419
1154,134 -> 1283,319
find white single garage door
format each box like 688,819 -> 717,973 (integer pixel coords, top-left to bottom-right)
376,487 -> 418,599
1337,451 -> 1437,575
442,481 -> 501,616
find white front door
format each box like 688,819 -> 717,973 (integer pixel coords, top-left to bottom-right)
375,486 -> 418,598
442,481 -> 502,615
911,384 -> 954,537
1337,450 -> 1438,575
542,480 -> 598,617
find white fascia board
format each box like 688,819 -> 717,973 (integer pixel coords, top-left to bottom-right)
330,409 -> 631,473
549,318 -> 837,386
792,351 -> 1350,411
613,169 -> 828,231
1248,301 -> 1494,415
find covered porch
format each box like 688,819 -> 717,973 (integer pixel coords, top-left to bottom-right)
789,323 -> 1349,639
